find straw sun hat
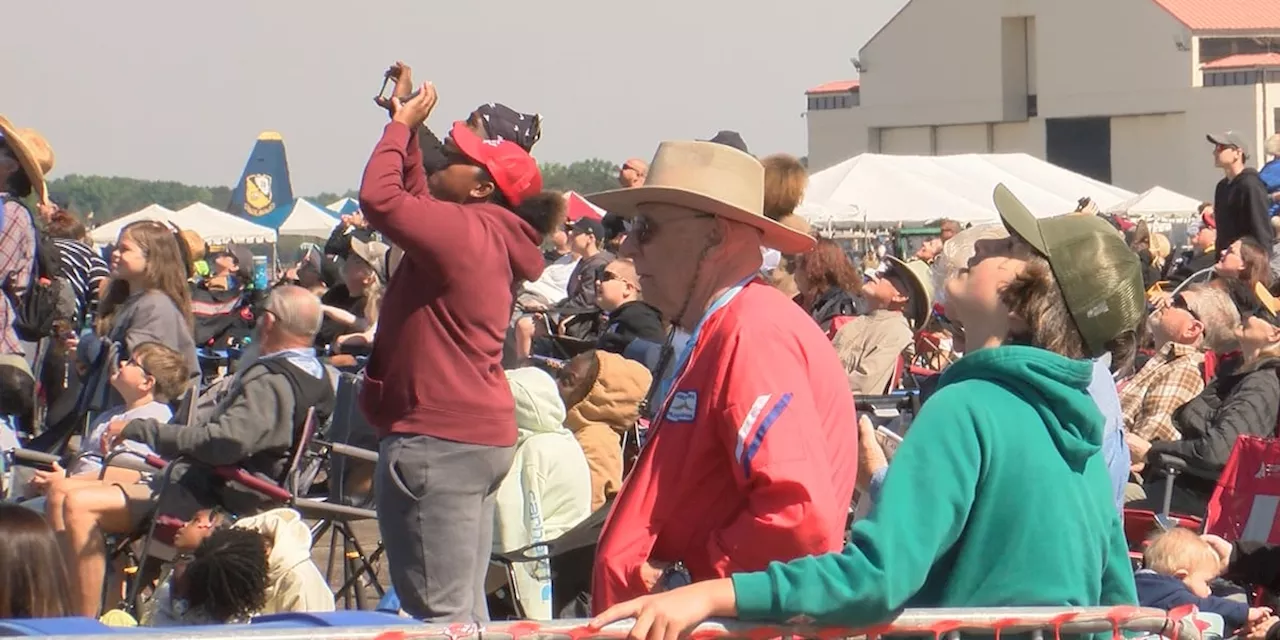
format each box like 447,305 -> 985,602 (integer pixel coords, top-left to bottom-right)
587,140 -> 816,254
0,115 -> 55,206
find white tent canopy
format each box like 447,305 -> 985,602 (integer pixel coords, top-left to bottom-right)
88,204 -> 176,245
1105,186 -> 1202,219
278,198 -> 340,238
798,153 -> 1136,226
170,203 -> 277,245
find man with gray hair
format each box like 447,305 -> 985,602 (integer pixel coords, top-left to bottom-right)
106,285 -> 336,515
1122,283 -> 1240,463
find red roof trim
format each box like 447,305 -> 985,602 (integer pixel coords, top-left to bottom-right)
1149,0 -> 1280,31
1203,52 -> 1280,69
805,80 -> 860,94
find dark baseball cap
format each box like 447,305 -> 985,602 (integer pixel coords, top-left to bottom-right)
993,183 -> 1145,357
449,121 -> 542,207
1207,131 -> 1250,156
569,217 -> 605,238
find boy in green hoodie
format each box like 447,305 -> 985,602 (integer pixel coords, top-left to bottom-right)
590,184 -> 1143,639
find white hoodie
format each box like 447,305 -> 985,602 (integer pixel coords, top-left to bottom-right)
494,368 -> 592,619
144,508 -> 335,626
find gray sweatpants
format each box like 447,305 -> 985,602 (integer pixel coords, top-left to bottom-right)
376,433 -> 515,622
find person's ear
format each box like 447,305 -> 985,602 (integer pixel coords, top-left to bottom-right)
1185,319 -> 1206,343
1174,568 -> 1191,580
1267,323 -> 1280,344
469,178 -> 496,201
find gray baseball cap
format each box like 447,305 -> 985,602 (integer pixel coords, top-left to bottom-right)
1207,131 -> 1250,157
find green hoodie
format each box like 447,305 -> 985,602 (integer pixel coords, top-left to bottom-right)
733,345 -> 1137,625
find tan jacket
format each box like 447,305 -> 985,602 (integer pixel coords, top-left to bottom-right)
832,309 -> 913,395
565,352 -> 652,511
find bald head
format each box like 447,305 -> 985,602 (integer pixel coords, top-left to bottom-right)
619,158 -> 648,188
265,284 -> 323,344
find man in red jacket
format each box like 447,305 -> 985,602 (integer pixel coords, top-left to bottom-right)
585,140 -> 858,612
357,83 -> 563,622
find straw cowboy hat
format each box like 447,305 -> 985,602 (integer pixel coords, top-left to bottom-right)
587,140 -> 816,254
0,116 -> 55,206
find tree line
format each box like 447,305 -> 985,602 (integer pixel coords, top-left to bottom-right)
46,158 -> 622,223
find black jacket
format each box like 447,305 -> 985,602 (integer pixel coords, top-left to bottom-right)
807,287 -> 859,334
1215,168 -> 1274,254
1148,356 -> 1280,497
595,301 -> 665,355
1165,247 -> 1219,286
1134,570 -> 1247,626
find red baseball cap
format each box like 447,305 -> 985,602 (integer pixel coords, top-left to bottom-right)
449,121 -> 542,207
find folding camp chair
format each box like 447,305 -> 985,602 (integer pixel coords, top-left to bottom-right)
104,407 -> 325,616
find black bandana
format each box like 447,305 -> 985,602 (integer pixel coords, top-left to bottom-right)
475,103 -> 542,152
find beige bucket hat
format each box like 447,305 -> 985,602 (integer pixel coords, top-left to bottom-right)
0,116 -> 55,207
587,141 -> 816,254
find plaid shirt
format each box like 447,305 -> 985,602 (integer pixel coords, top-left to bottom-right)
0,194 -> 36,355
1120,341 -> 1205,442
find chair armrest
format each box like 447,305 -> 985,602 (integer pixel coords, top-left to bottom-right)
317,440 -> 379,464
7,449 -> 60,469
214,466 -> 293,502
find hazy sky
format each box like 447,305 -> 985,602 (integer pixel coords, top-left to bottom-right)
2,0 -> 906,195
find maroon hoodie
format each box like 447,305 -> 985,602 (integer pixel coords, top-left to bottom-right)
357,121 -> 545,446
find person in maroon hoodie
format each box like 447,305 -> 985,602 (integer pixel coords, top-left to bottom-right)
357,82 -> 565,622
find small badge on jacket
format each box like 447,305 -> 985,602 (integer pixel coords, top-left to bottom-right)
665,390 -> 697,422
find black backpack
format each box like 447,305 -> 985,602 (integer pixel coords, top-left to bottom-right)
0,195 -> 68,341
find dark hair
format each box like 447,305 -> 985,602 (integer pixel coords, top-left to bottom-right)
45,208 -> 88,241
793,237 -> 862,301
491,190 -> 567,239
1197,202 -> 1213,215
0,364 -> 35,435
4,170 -> 31,199
0,505 -> 73,619
557,350 -> 601,410
179,528 -> 270,622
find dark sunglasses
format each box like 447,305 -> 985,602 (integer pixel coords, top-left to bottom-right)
1170,293 -> 1201,321
631,213 -> 713,245
596,270 -> 623,284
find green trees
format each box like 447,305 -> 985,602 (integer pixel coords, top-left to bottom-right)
48,158 -> 619,223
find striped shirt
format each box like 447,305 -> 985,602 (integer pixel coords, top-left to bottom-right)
53,237 -> 110,324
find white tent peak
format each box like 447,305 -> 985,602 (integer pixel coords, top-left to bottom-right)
1105,186 -> 1203,219
279,198 -> 340,238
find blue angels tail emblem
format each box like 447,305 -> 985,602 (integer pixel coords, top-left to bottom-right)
244,174 -> 273,215
229,131 -> 294,226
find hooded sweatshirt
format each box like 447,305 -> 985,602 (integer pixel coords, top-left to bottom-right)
144,508 -> 334,626
733,346 -> 1136,627
494,368 -> 592,620
358,121 -> 545,446
564,351 -> 652,511
1214,167 -> 1274,254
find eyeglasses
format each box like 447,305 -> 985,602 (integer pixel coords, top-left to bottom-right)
596,270 -> 624,284
1170,293 -> 1201,322
121,358 -> 153,378
631,213 -> 713,246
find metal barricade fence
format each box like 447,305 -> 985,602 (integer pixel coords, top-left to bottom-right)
19,607 -> 1205,640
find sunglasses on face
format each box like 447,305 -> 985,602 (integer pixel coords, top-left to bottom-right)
596,270 -> 624,284
1170,293 -> 1201,321
631,213 -> 713,246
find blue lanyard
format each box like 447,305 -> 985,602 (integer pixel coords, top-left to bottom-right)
653,276 -> 755,411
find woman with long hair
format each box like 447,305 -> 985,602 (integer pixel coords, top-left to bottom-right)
792,238 -> 861,332
1215,237 -> 1272,293
0,505 -> 73,619
77,220 -> 199,414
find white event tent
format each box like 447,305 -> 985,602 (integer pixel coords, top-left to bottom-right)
90,203 -> 277,246
171,203 -> 277,245
798,153 -> 1136,227
87,204 -> 176,245
1104,186 -> 1202,220
277,198 -> 340,238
